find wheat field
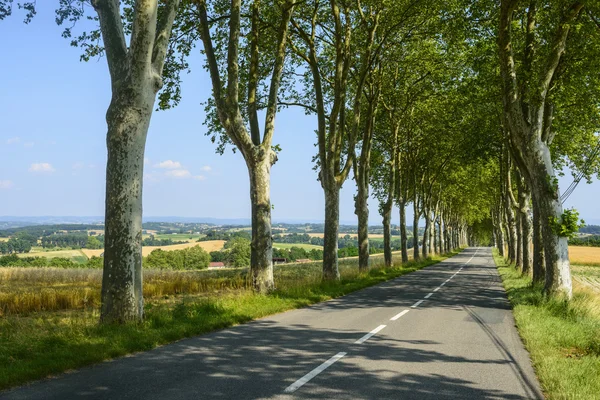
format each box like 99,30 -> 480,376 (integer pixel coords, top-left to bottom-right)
569,246 -> 600,265
81,240 -> 226,258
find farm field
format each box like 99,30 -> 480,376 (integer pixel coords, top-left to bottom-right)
16,249 -> 88,263
572,265 -> 600,293
569,246 -> 600,265
272,242 -> 323,250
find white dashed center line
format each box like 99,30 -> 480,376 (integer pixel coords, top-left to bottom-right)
355,324 -> 386,344
284,352 -> 347,393
390,309 -> 410,321
283,249 -> 482,394
411,299 -> 425,308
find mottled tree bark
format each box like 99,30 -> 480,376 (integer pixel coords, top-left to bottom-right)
517,172 -> 532,275
422,212 -> 429,258
399,200 -> 409,263
248,150 -> 276,292
355,182 -> 370,272
413,199 -> 420,260
382,198 -> 392,267
532,196 -> 545,284
101,98 -> 151,323
323,184 -> 340,280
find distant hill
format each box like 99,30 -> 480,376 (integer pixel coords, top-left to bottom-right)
580,225 -> 600,235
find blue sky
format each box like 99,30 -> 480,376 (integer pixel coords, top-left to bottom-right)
1,3 -> 599,225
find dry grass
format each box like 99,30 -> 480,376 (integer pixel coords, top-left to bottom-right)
0,249 -> 420,316
0,267 -> 248,316
80,240 -> 226,258
569,246 -> 600,265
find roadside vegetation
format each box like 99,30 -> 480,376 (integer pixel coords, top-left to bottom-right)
0,251 -> 456,390
494,250 -> 600,399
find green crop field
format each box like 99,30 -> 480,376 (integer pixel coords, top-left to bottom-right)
273,242 -> 323,250
17,249 -> 89,264
153,234 -> 205,242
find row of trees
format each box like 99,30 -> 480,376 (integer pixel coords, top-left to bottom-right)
491,0 -> 600,298
0,238 -> 32,254
5,0 -> 598,322
41,233 -> 104,249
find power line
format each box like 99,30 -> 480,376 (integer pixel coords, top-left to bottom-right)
560,137 -> 600,204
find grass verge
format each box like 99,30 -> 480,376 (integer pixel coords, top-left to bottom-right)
0,252 -> 457,391
492,250 -> 600,399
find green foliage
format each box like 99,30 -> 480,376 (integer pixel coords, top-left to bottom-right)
144,246 -> 211,270
86,236 -> 102,250
550,208 -> 585,239
224,238 -> 251,268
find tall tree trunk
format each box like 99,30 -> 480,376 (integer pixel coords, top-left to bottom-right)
496,209 -> 506,257
381,198 -> 392,268
516,208 -> 523,269
529,147 -> 572,297
323,183 -> 340,280
101,94 -> 153,324
247,151 -> 275,292
422,213 -> 429,258
532,196 -> 545,284
428,212 -> 435,256
355,179 -> 370,272
437,216 -> 444,254
517,173 -> 532,276
413,200 -> 420,260
400,200 -> 409,262
505,196 -> 517,264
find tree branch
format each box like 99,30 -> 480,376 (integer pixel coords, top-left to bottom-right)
92,0 -> 128,86
262,0 -> 296,147
129,0 -> 158,83
152,0 -> 180,76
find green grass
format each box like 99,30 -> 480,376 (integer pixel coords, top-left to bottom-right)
0,251 -> 457,390
493,250 -> 600,399
272,242 -> 323,250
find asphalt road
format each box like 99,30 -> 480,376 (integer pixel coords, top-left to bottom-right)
1,247 -> 543,399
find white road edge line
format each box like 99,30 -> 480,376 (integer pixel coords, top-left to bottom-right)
433,287 -> 440,292
355,324 -> 387,344
284,352 -> 347,393
424,292 -> 434,299
390,309 -> 410,321
411,300 -> 425,308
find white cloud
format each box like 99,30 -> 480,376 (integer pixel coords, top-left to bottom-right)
165,169 -> 191,178
200,165 -> 212,172
0,180 -> 13,189
72,162 -> 85,170
6,137 -> 20,145
23,141 -> 35,148
155,160 -> 183,169
29,163 -> 55,173
194,175 -> 206,181
144,158 -> 150,165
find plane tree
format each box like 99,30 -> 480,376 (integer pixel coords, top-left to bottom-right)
1,0 -> 182,323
